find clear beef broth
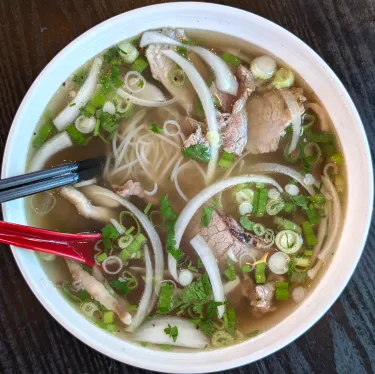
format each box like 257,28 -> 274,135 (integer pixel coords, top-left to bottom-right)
25,29 -> 345,350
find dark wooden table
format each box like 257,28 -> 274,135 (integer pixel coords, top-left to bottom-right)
0,1 -> 374,373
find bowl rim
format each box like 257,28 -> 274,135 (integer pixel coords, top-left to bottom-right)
2,2 -> 373,372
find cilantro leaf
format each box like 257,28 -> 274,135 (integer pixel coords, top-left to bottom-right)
164,324 -> 178,342
150,123 -> 162,134
165,221 -> 183,260
157,283 -> 174,314
293,195 -> 309,210
182,144 -> 211,164
160,195 -> 178,221
201,206 -> 214,228
199,319 -> 215,337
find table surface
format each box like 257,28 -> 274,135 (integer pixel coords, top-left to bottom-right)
0,0 -> 374,373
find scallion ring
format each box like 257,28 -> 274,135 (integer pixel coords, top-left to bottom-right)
266,199 -> 284,216
81,301 -> 102,320
149,210 -> 165,227
253,223 -> 265,237
118,235 -> 134,249
275,230 -> 303,254
168,67 -> 186,86
120,211 -> 141,235
122,270 -> 138,289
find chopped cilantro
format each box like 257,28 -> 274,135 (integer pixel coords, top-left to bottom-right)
293,195 -> 309,210
160,195 -> 178,221
182,144 -> 211,164
150,123 -> 162,133
109,279 -> 129,295
200,199 -> 222,228
199,319 -> 215,337
99,112 -> 118,139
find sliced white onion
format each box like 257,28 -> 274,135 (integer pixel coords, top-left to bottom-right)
250,56 -> 277,80
75,115 -> 96,134
110,218 -> 125,235
305,103 -> 330,131
223,276 -> 240,295
268,252 -> 290,275
132,316 -> 209,349
285,184 -> 300,196
74,177 -> 98,188
117,88 -> 178,107
279,89 -> 302,154
29,132 -> 73,172
303,173 -> 315,186
161,49 -> 220,183
163,120 -> 181,137
140,31 -> 238,95
268,188 -> 280,201
127,245 -> 154,332
178,269 -> 194,287
190,235 -> 225,318
30,192 -> 56,216
102,256 -> 123,275
239,201 -> 253,215
134,82 -> 166,102
247,163 -> 316,195
124,71 -> 146,93
169,174 -> 283,282
318,176 -> 341,261
103,101 -> 116,115
54,58 -> 102,131
292,286 -> 307,303
92,189 -> 164,307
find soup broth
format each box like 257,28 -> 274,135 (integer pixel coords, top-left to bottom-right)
26,29 -> 346,351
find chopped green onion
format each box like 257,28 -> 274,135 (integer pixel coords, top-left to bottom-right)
169,67 -> 185,86
252,191 -> 259,215
101,223 -> 120,250
247,330 -> 260,339
307,131 -> 335,144
122,271 -> 138,289
273,68 -> 295,89
94,118 -> 101,136
176,46 -> 188,58
220,52 -> 241,67
239,215 -> 254,231
66,124 -> 86,145
290,271 -> 308,283
283,202 -> 295,214
131,57 -> 149,73
218,151 -> 236,168
275,281 -> 289,300
241,264 -> 252,273
256,188 -> 268,217
295,256 -> 311,268
255,262 -> 266,284
266,199 -> 285,216
335,175 -> 345,194
103,311 -> 114,324
120,233 -> 147,260
304,250 -> 313,256
181,39 -> 203,46
223,262 -> 237,281
127,304 -> 138,311
106,323 -> 117,333
33,122 -> 57,149
253,223 -> 265,237
120,211 -> 141,236
81,102 -> 96,117
117,41 -> 139,64
144,202 -> 152,215
73,68 -> 88,86
306,207 -> 320,225
111,66 -> 123,88
125,226 -> 135,235
211,330 -> 234,348
118,235 -> 134,249
96,252 -> 107,263
225,307 -> 237,334
157,283 -> 174,314
91,90 -> 107,108
321,143 -> 336,158
302,221 -> 318,247
81,301 -> 101,318
109,279 -> 130,295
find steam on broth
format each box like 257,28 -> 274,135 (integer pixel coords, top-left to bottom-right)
26,28 -> 346,350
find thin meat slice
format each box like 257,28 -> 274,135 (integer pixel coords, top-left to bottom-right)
117,180 -> 143,199
199,210 -> 255,264
183,118 -> 209,149
247,88 -> 305,154
210,81 -> 234,113
219,65 -> 255,155
66,261 -> 132,325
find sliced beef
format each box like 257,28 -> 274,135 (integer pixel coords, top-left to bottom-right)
183,118 -> 209,149
210,81 -> 234,113
218,65 -> 255,155
116,180 -> 159,205
199,210 -> 255,264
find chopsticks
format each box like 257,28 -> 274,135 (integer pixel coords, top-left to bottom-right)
0,156 -> 105,203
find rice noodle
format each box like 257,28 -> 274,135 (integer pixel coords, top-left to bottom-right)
190,235 -> 225,318
54,58 -> 103,131
161,50 -> 219,183
311,211 -> 328,264
144,182 -> 158,196
30,192 -> 56,216
102,256 -> 123,275
308,260 -> 323,280
91,189 -> 164,308
126,245 -> 154,332
246,163 -> 316,195
163,120 -> 181,137
306,103 -> 330,131
318,175 -> 341,262
169,175 -> 283,282
117,88 -> 178,107
279,89 -> 302,155
74,177 -> 98,188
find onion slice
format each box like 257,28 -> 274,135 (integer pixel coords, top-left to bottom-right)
161,49 -> 220,183
132,316 -> 209,349
117,88 -> 178,107
127,245 -> 154,332
54,58 -> 103,131
29,132 -> 73,172
318,176 -> 341,261
168,174 -> 283,282
279,89 -> 302,155
140,31 -> 238,95
92,189 -> 164,307
246,163 -> 316,195
191,235 -> 225,318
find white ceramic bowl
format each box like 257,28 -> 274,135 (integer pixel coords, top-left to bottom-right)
2,2 -> 373,373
